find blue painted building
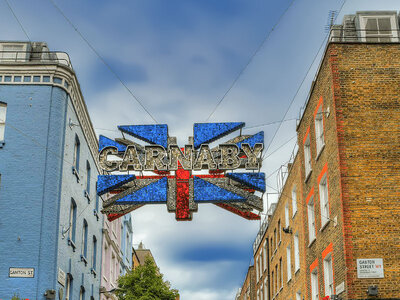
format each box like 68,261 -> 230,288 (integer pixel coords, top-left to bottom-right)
0,41 -> 103,300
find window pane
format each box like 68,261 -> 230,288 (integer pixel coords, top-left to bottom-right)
287,247 -> 291,281
378,18 -> 391,32
285,204 -> 289,227
365,18 -> 378,34
294,234 -> 300,270
292,186 -> 297,216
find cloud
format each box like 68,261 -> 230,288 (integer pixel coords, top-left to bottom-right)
4,0 -> 400,298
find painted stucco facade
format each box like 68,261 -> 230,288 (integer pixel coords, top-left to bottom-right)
0,41 -> 103,300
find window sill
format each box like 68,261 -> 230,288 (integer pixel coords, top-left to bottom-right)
84,190 -> 91,204
295,268 -> 300,275
320,220 -> 330,232
292,210 -> 297,219
68,238 -> 76,252
72,166 -> 80,182
308,238 -> 316,248
315,144 -> 325,161
81,255 -> 88,266
91,268 -> 97,278
305,170 -> 312,183
287,278 -> 292,284
93,209 -> 99,221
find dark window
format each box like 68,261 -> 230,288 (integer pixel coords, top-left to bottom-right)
86,161 -> 91,193
69,199 -> 77,242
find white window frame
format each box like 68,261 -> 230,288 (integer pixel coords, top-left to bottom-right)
296,291 -> 302,300
285,203 -> 290,228
311,269 -> 319,300
314,106 -> 325,156
263,242 -> 267,271
278,220 -> 281,244
280,258 -> 283,289
264,278 -> 268,300
256,256 -> 260,282
324,254 -> 334,296
319,174 -> 330,228
304,136 -> 312,178
358,14 -> 399,42
294,233 -> 300,272
308,196 -> 316,243
286,246 -> 292,282
292,186 -> 297,217
275,264 -> 278,295
0,103 -> 7,142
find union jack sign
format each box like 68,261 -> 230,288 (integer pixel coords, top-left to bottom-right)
97,122 -> 265,221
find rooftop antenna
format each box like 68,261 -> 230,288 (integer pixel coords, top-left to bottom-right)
325,10 -> 338,33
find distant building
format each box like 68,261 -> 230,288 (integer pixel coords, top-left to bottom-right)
0,41 -> 103,299
100,214 -> 122,300
238,265 -> 256,300
133,242 -> 156,268
249,11 -> 400,300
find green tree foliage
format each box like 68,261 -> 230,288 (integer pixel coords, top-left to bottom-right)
116,257 -> 179,300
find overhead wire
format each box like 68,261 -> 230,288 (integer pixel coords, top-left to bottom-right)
47,0 -> 158,124
2,0 -> 104,192
260,0 -> 347,161
205,0 -> 297,121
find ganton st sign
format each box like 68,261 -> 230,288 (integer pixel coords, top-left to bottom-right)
97,122 -> 266,221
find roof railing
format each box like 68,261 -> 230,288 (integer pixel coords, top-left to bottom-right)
0,50 -> 73,69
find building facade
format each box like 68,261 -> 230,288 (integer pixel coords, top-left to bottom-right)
0,41 -> 103,300
100,215 -> 121,300
250,11 -> 400,300
238,265 -> 256,300
100,212 -> 132,299
120,214 -> 133,275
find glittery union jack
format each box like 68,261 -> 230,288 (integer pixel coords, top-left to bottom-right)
97,122 -> 265,221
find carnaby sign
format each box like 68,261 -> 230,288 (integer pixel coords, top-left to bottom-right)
97,122 -> 266,221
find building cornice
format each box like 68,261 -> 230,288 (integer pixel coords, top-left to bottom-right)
0,63 -> 100,171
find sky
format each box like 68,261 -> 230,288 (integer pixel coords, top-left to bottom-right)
2,0 -> 400,299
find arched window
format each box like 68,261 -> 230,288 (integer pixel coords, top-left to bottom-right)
92,235 -> 97,270
0,102 -> 7,143
73,135 -> 80,171
79,286 -> 85,300
65,273 -> 73,300
69,198 -> 77,244
82,219 -> 88,259
86,161 -> 91,193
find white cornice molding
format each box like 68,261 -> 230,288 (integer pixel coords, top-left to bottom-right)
0,63 -> 100,171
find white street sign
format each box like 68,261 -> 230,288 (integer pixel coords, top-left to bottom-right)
9,267 -> 34,278
357,258 -> 384,278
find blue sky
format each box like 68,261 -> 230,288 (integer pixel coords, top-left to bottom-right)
2,0 -> 400,299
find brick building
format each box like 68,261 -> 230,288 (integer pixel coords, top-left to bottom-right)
249,11 -> 400,300
238,265 -> 257,300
